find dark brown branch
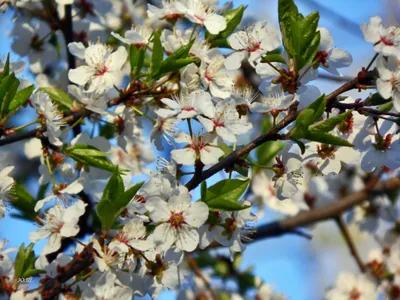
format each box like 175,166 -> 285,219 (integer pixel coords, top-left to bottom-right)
39,243 -> 94,299
251,177 -> 400,241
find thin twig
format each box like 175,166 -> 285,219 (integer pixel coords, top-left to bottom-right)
335,216 -> 366,273
187,256 -> 218,300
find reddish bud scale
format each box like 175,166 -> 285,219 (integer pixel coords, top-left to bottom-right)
337,113 -> 354,134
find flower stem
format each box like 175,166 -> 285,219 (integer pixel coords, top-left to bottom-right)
45,155 -> 58,188
13,119 -> 39,132
366,53 -> 379,71
61,115 -> 85,135
187,119 -> 193,138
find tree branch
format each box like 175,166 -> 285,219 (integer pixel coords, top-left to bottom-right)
39,243 -> 94,299
251,177 -> 400,241
335,216 -> 366,273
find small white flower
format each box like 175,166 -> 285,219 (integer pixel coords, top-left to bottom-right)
0,166 -> 15,219
252,171 -> 299,216
315,27 -> 352,76
325,272 -> 378,300
34,179 -> 84,211
198,98 -> 253,143
200,53 -> 234,98
156,90 -> 211,119
225,21 -> 280,70
81,271 -> 133,300
183,0 -> 227,34
109,220 -> 152,252
376,56 -> 400,112
68,42 -> 127,93
147,0 -> 186,23
145,185 -> 209,252
361,134 -> 400,172
251,87 -> 294,114
302,142 -> 361,175
361,16 -> 400,58
31,91 -> 65,147
68,85 -> 109,115
150,116 -> 179,151
171,132 -> 224,165
111,26 -> 152,48
29,200 -> 87,255
10,20 -> 57,73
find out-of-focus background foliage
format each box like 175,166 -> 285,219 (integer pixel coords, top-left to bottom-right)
0,0 -> 399,299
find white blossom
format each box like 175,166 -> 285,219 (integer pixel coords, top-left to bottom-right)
29,200 -> 87,255
68,42 -> 127,93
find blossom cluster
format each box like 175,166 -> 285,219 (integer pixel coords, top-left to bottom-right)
0,0 -> 399,299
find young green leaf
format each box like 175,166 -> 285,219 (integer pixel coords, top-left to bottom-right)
96,175 -> 143,230
201,181 -> 207,202
96,172 -> 125,230
305,130 -> 354,147
309,110 -> 353,133
261,53 -> 287,65
0,53 -> 10,81
307,94 -> 326,123
11,183 -> 36,221
64,145 -> 119,173
14,243 -> 26,279
40,87 -> 74,110
203,179 -> 250,211
130,45 -> 146,76
0,73 -> 19,118
151,31 -> 163,78
7,84 -> 34,114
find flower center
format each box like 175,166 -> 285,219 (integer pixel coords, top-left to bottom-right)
349,288 -> 361,300
315,51 -> 329,67
380,35 -> 394,46
169,212 -> 185,228
317,144 -> 336,159
95,64 -> 108,76
248,41 -> 261,53
373,134 -> 392,151
337,113 -> 354,134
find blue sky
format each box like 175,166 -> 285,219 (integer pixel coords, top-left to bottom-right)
0,0 -> 391,299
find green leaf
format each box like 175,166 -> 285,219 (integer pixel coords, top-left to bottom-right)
309,110 -> 353,133
261,53 -> 287,65
96,172 -> 125,230
96,175 -> 143,230
40,87 -> 74,110
378,101 -> 393,112
0,73 -> 19,118
11,183 -> 36,220
201,181 -> 207,202
65,145 -> 119,173
203,179 -> 250,211
14,243 -> 26,279
256,119 -> 285,165
0,53 -> 10,81
14,242 -> 44,279
364,93 -> 392,106
307,94 -> 326,123
21,268 -> 46,278
7,84 -> 34,113
151,31 -> 163,78
130,45 -> 146,76
290,109 -> 315,139
278,0 -> 320,70
67,144 -> 109,157
278,0 -> 300,58
305,130 -> 354,147
120,182 -> 144,207
206,5 -> 246,47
